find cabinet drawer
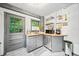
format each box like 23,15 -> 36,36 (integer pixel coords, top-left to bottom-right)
7,42 -> 24,52
9,35 -> 24,40
7,38 -> 24,45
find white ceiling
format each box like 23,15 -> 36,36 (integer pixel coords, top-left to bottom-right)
9,3 -> 72,16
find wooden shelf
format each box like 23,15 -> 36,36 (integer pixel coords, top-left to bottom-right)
56,21 -> 68,24
45,23 -> 54,25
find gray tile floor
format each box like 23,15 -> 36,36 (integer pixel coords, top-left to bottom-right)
6,47 -> 65,56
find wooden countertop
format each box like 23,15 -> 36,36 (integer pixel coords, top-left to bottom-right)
27,32 -> 67,37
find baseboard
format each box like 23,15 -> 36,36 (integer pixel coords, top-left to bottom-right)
65,54 -> 69,56
27,45 -> 43,53
72,52 -> 79,56
0,53 -> 6,56
44,46 -> 52,52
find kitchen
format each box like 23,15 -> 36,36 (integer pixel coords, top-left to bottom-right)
0,3 -> 79,56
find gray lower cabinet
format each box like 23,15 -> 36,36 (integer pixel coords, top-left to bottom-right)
27,35 -> 43,52
52,37 -> 64,52
44,36 -> 52,50
27,36 -> 36,52
27,35 -> 64,52
44,36 -> 64,52
36,35 -> 43,48
6,34 -> 25,52
43,36 -> 48,45
7,42 -> 24,52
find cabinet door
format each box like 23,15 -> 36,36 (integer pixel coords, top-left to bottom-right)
36,35 -> 43,48
27,36 -> 36,52
43,36 -> 48,46
52,37 -> 64,52
45,36 -> 52,50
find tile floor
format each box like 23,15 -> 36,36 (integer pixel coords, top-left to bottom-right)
6,47 -> 65,56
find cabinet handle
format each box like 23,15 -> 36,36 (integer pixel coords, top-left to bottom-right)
9,40 -> 13,41
0,42 -> 1,44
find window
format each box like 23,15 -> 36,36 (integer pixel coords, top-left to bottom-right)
31,19 -> 39,31
9,16 -> 23,33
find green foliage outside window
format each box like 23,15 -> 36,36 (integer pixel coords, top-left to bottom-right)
9,16 -> 23,33
32,20 -> 39,27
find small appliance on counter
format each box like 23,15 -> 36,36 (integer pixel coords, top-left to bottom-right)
56,29 -> 61,34
45,30 -> 55,34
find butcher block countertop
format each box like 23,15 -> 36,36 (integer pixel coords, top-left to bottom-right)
27,32 -> 67,37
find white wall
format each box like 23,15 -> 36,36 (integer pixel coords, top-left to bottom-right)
45,4 -> 79,55
66,4 -> 79,54
0,7 -> 40,55
0,10 -> 4,55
